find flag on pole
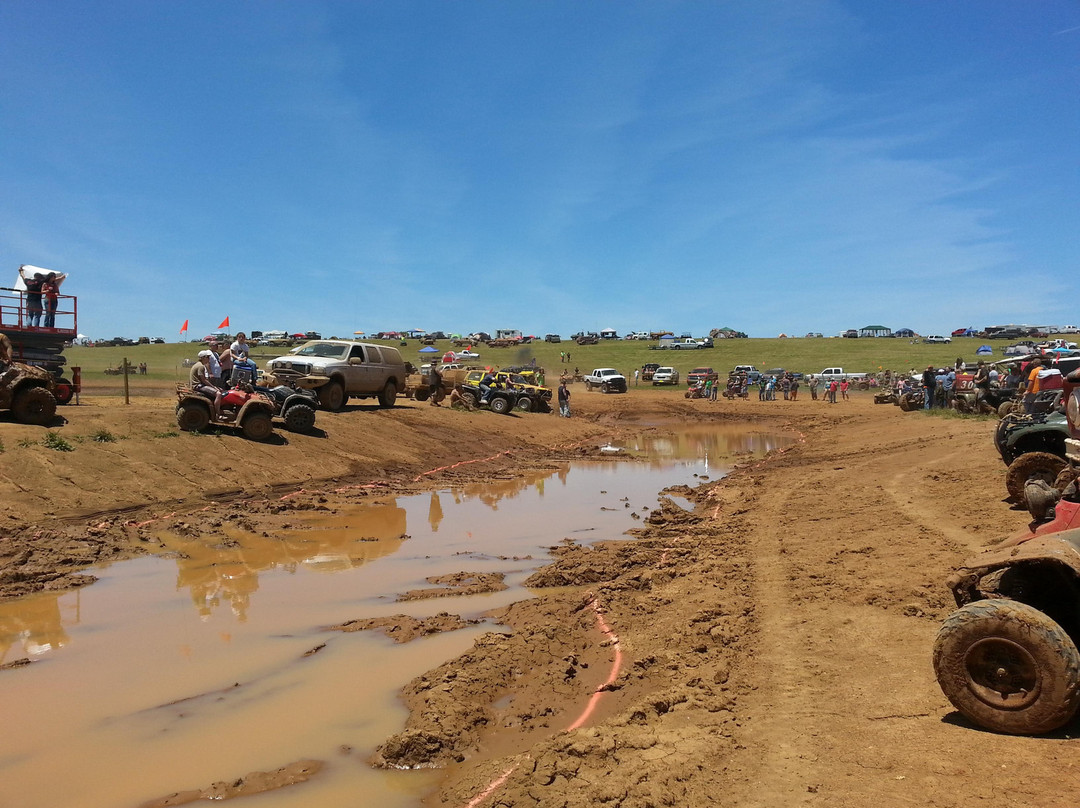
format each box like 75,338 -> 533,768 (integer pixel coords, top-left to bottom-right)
180,319 -> 189,334
218,316 -> 230,329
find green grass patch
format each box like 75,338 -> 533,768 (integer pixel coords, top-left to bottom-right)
90,428 -> 118,442
150,430 -> 180,438
42,432 -> 74,452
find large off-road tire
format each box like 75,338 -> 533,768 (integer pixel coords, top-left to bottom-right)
378,381 -> 397,408
954,397 -> 972,414
176,402 -> 211,432
461,390 -> 478,409
999,401 -> 1021,418
318,381 -> 346,412
413,388 -> 431,402
1006,452 -> 1068,503
489,395 -> 512,415
601,382 -> 610,394
585,382 -> 593,392
283,403 -> 316,432
516,396 -> 533,412
12,387 -> 57,426
241,411 -> 274,441
898,394 -> 914,412
54,379 -> 74,405
933,599 -> 1080,735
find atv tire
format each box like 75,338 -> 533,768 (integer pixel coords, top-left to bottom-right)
413,388 -> 430,402
284,403 -> 316,433
12,387 -> 57,426
933,599 -> 1080,735
999,401 -> 1021,418
318,381 -> 346,412
177,402 -> 211,432
241,411 -> 274,441
489,395 -> 512,415
1006,452 -> 1068,503
898,394 -> 914,412
461,391 -> 478,409
378,381 -> 397,408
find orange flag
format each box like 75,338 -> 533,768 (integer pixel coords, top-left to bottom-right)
180,319 -> 189,334
218,316 -> 230,329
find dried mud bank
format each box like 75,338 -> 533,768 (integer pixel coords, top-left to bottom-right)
374,399 -> 1080,808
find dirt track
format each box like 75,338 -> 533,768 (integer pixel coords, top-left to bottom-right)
3,389 -> 1079,806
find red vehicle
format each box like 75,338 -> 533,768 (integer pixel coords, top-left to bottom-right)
0,269 -> 79,405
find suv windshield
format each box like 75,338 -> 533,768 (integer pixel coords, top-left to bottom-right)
292,342 -> 349,359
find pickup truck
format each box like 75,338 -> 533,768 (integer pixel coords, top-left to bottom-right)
670,339 -> 701,350
815,367 -> 868,383
584,368 -> 628,393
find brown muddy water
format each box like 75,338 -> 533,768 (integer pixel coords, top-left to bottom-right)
0,425 -> 790,808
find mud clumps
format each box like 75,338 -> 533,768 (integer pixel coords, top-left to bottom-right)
327,612 -> 479,643
137,759 -> 323,807
397,571 -> 507,601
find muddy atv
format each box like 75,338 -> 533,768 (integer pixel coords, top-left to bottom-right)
259,384 -> 319,432
459,383 -> 519,415
175,386 -> 277,440
935,520 -> 1080,735
897,389 -> 925,411
0,362 -> 58,425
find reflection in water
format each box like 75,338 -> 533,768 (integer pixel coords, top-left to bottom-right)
0,423 -> 794,808
0,591 -> 73,664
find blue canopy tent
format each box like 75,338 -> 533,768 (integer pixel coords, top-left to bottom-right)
976,345 -> 993,355
418,346 -> 439,354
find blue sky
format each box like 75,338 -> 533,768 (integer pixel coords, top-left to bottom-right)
1,1 -> 1077,340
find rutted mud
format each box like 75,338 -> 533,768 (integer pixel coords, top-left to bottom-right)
3,392 -> 1071,808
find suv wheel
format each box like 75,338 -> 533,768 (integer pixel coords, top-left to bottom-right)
318,381 -> 346,412
934,599 -> 1080,735
490,395 -> 512,415
378,381 -> 397,408
516,396 -> 533,412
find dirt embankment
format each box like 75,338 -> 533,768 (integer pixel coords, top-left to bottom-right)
5,390 -> 1080,806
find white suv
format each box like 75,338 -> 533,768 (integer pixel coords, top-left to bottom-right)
925,335 -> 952,344
267,340 -> 407,411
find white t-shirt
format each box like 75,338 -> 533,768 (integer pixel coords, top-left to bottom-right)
230,340 -> 249,359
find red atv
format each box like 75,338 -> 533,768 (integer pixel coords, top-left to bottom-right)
175,385 -> 276,441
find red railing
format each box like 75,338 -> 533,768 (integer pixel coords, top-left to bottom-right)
0,287 -> 78,335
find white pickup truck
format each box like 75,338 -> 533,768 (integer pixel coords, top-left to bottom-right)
816,367 -> 868,382
584,368 -> 628,393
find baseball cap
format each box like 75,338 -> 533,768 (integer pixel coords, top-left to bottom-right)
198,350 -> 212,358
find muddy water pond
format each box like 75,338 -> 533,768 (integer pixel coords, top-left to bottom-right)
0,424 -> 790,808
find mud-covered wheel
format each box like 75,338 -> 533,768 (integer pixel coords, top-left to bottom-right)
283,403 -> 316,432
601,382 -> 610,394
516,396 -> 533,412
12,386 -> 57,426
54,379 -> 74,405
585,382 -> 593,392
318,381 -> 346,412
378,381 -> 397,408
898,394 -> 914,412
1006,452 -> 1068,503
177,402 -> 211,432
489,395 -> 512,415
241,411 -> 274,441
933,599 -> 1080,735
461,390 -> 478,409
954,397 -> 972,414
999,401 -> 1021,418
413,388 -> 430,402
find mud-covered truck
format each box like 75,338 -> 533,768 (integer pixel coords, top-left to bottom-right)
584,368 -> 628,393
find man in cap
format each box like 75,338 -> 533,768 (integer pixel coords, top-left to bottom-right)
921,365 -> 936,409
190,350 -> 223,420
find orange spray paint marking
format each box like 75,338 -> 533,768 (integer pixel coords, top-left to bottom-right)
565,599 -> 623,732
463,764 -> 520,808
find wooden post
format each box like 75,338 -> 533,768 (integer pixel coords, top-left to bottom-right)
123,357 -> 130,405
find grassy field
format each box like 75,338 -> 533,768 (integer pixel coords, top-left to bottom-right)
65,336 -> 1008,393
